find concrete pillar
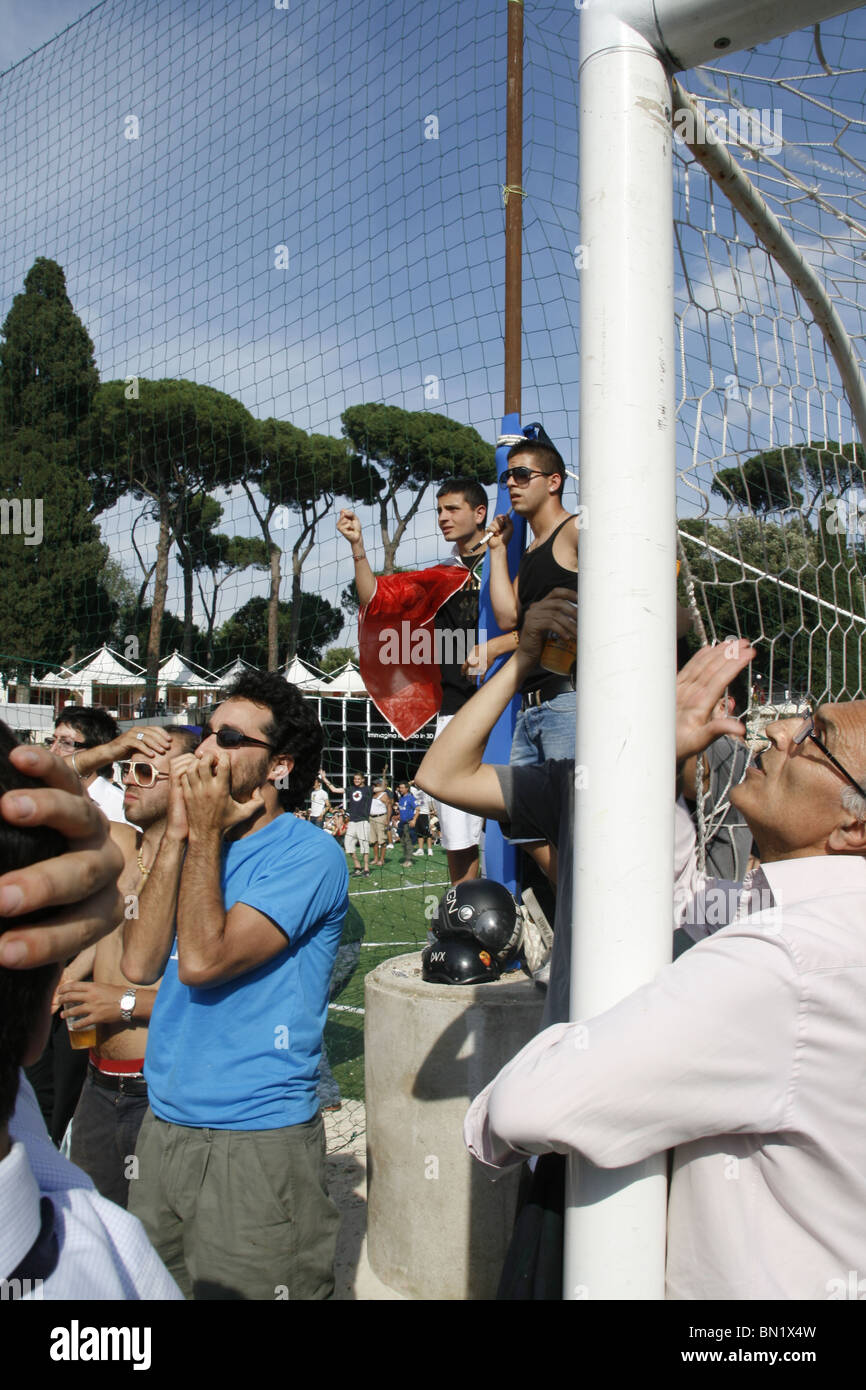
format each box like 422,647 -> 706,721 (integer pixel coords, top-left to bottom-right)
365,951 -> 545,1300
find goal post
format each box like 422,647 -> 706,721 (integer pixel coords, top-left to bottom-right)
568,0 -> 865,1301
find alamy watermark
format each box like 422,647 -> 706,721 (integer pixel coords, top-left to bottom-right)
673,100 -> 783,156
0,497 -> 42,545
824,492 -> 866,540
379,623 -> 484,670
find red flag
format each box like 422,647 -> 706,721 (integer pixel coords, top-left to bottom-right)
358,564 -> 471,739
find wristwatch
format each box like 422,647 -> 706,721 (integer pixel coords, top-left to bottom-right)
119,988 -> 137,1022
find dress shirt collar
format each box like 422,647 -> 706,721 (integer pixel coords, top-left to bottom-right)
0,1140 -> 43,1280
761,852 -> 866,909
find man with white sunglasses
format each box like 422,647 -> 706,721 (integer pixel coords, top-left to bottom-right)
57,726 -> 198,1207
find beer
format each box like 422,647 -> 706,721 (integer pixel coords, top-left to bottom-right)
66,1018 -> 98,1050
540,629 -> 576,675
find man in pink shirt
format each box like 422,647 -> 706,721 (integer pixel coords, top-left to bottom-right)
419,598 -> 866,1299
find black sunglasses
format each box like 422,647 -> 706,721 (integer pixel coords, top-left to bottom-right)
200,724 -> 275,752
499,466 -> 553,486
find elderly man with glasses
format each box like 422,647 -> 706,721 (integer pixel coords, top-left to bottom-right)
418,597 -> 866,1299
120,670 -> 348,1302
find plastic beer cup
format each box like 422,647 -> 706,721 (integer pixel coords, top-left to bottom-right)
540,598 -> 577,675
66,1015 -> 99,1050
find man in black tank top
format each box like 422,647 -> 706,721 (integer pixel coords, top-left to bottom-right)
487,438 -> 578,752
485,438 -> 579,884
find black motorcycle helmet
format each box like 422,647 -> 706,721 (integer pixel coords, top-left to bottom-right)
421,937 -> 501,985
433,879 -> 522,965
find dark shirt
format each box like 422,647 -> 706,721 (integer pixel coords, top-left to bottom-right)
517,517 -> 578,694
435,554 -> 483,716
347,785 -> 374,822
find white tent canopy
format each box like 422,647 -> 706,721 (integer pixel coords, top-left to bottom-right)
158,651 -> 220,690
214,657 -> 255,685
32,645 -> 145,709
62,646 -> 145,685
323,661 -> 368,695
284,655 -> 332,693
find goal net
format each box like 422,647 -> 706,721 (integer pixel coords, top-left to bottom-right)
672,13 -> 866,716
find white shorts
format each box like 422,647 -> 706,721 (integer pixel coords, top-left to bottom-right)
344,821 -> 370,854
429,714 -> 485,853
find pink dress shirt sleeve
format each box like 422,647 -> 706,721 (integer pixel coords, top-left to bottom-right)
464,924 -> 800,1173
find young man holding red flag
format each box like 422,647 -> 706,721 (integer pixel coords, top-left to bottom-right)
338,480 -> 516,884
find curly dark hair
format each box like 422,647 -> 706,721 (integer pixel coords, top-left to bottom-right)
216,670 -> 323,810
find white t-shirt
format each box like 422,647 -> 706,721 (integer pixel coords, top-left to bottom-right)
310,788 -> 328,818
86,774 -> 129,825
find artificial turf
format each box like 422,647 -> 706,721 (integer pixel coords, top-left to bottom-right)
324,843 -> 451,1102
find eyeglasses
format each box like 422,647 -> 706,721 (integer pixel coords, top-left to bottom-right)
499,466 -> 553,487
791,714 -> 866,799
200,723 -> 275,752
47,734 -> 86,752
118,761 -> 170,788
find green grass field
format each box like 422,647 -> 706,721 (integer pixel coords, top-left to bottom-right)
323,844 -> 450,1102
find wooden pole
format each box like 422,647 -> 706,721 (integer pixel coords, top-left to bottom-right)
504,0 -> 524,416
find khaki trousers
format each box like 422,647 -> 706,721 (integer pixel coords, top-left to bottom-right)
129,1107 -> 339,1300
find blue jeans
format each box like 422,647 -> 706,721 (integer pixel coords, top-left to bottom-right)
510,690 -> 576,766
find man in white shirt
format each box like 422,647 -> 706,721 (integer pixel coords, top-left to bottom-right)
309,777 -> 330,828
418,595 -> 866,1299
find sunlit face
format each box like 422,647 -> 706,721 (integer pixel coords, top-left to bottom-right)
436,493 -> 486,548
122,738 -> 185,828
504,454 -> 561,517
731,702 -> 866,860
196,698 -> 288,803
48,723 -> 86,758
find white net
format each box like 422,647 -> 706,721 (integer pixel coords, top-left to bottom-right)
673,12 -> 866,712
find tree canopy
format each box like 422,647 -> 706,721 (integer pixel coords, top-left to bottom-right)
340,403 -> 496,571
212,593 -> 343,671
87,377 -> 259,693
0,260 -> 112,674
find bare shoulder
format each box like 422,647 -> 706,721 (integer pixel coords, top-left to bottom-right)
109,821 -> 141,894
109,821 -> 138,855
552,512 -> 580,571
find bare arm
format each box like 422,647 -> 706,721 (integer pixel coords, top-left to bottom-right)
462,630 -> 520,682
417,590 -> 578,819
58,979 -> 160,1028
120,757 -> 191,984
175,831 -> 288,988
337,508 -> 377,607
486,514 -> 520,630
121,834 -> 185,985
69,725 -> 173,781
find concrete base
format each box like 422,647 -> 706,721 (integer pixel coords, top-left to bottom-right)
365,951 -> 545,1300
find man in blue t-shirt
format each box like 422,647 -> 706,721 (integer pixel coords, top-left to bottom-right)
395,782 -> 417,867
121,671 -> 348,1301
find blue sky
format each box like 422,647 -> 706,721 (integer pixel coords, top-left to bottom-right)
1,2 -> 864,662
